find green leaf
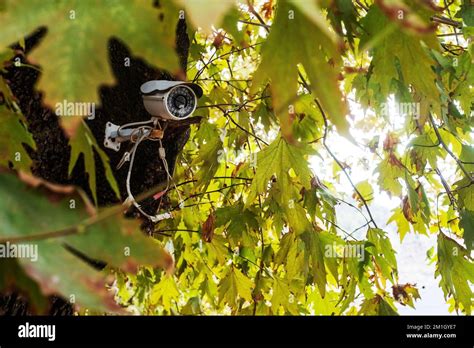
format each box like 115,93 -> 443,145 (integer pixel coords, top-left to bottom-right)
218,266 -> 253,307
387,207 -> 411,241
246,136 -> 312,206
325,0 -> 359,47
456,1 -> 474,26
408,131 -> 442,171
455,177 -> 474,212
191,121 -> 223,190
436,233 -> 474,314
253,98 -> 277,132
150,275 -> 180,311
359,295 -> 399,316
275,232 -> 296,266
179,0 -> 233,34
307,285 -> 340,315
0,105 -> 36,171
376,155 -> 405,196
215,203 -> 259,248
0,259 -> 48,313
251,1 -> 349,141
0,171 -> 168,312
367,228 -> 397,284
271,277 -> 298,314
459,209 -> 474,251
460,145 -> 474,174
355,179 -> 374,203
206,235 -> 228,266
220,7 -> 245,46
0,0 -> 180,135
291,94 -> 324,142
301,231 -> 327,297
362,6 -> 440,109
0,48 -> 14,73
68,121 -> 119,205
406,177 -> 431,225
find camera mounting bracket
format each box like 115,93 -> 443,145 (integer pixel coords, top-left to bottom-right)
104,122 -> 126,151
104,118 -> 164,152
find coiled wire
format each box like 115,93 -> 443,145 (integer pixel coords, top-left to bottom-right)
118,119 -> 183,222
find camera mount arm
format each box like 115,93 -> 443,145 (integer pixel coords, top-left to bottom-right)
104,118 -> 161,152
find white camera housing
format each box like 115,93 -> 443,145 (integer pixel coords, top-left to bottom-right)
140,80 -> 203,120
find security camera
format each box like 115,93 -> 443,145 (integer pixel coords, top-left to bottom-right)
104,80 -> 203,151
102,80 -> 203,222
140,80 -> 203,120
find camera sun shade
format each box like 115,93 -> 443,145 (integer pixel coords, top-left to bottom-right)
140,80 -> 203,121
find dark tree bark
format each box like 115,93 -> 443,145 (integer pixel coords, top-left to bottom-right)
0,14 -> 194,315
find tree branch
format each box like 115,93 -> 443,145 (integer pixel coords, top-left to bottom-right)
431,15 -> 462,29
298,70 -> 379,229
429,113 -> 473,182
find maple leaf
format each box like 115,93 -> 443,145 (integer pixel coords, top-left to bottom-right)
301,230 -> 327,297
178,0 -> 234,34
376,154 -> 405,196
218,267 -> 253,307
455,178 -> 474,212
359,294 -> 399,315
0,171 -> 169,313
271,277 -> 298,314
150,275 -> 180,311
388,206 -> 412,241
215,203 -> 259,248
436,233 -> 474,314
246,136 -> 312,206
68,121 -> 120,205
0,105 -> 36,171
362,5 -> 440,110
459,209 -> 474,252
251,1 -> 349,141
367,228 -> 398,285
0,0 -> 180,136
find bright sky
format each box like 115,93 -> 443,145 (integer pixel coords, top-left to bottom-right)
309,97 -> 453,314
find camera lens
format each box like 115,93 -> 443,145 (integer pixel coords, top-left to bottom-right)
167,86 -> 196,118
174,94 -> 187,109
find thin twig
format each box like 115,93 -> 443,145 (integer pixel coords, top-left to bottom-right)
431,15 -> 462,28
193,49 -> 217,82
298,71 -> 379,229
238,19 -> 270,29
318,109 -> 379,229
355,0 -> 369,11
215,104 -> 269,146
247,0 -> 270,34
171,183 -> 249,211
435,168 -> 457,208
429,113 -> 473,182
